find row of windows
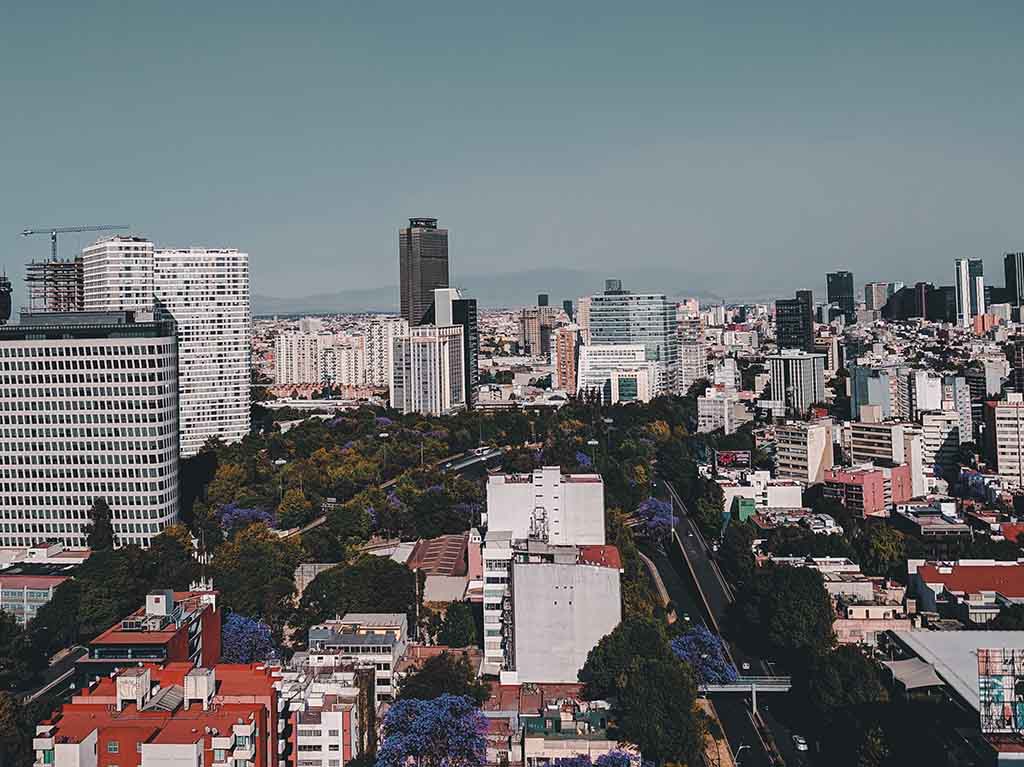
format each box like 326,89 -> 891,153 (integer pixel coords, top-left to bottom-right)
0,505 -> 172,519
1,465 -> 171,479
0,391 -> 173,406
0,344 -> 172,358
2,442 -> 176,459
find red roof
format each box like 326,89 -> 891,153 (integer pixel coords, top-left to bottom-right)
917,563 -> 1024,597
91,591 -> 215,646
577,545 -> 623,570
407,534 -> 468,577
0,574 -> 68,589
1002,524 -> 1024,543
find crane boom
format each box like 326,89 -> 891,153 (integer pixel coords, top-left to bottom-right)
20,224 -> 130,259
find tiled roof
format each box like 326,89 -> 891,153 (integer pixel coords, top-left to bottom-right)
917,563 -> 1024,597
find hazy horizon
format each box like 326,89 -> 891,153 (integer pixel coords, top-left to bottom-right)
3,1 -> 1022,312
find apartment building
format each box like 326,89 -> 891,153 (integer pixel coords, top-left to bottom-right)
697,386 -> 741,435
774,420 -> 834,484
485,468 -> 605,547
306,613 -> 408,702
390,324 -> 465,416
985,393 -> 1024,487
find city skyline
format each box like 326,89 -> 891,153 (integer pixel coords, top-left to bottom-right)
2,2 -> 1022,310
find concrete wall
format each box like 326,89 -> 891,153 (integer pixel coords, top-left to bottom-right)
511,562 -> 621,684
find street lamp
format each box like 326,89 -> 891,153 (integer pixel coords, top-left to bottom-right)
378,432 -> 390,481
733,744 -> 750,764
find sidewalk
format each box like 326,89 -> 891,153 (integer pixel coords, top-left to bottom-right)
699,698 -> 737,767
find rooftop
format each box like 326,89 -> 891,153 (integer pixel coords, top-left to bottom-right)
916,562 -> 1024,598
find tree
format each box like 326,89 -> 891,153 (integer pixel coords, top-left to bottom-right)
0,691 -> 37,767
293,556 -> 417,642
221,613 -> 276,663
27,579 -> 82,659
693,494 -> 724,541
718,521 -> 756,588
85,497 -> 116,550
578,616 -> 671,700
991,604 -> 1024,630
634,497 -> 675,539
860,525 -> 905,577
75,546 -> 154,640
437,602 -> 478,648
397,652 -> 490,705
146,525 -> 199,590
277,488 -> 314,529
0,612 -> 45,691
729,564 -> 834,668
616,657 -> 705,766
670,625 -> 737,685
796,645 -> 888,728
376,694 -> 487,767
210,523 -> 303,635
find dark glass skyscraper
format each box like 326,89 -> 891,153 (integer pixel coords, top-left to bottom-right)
453,298 -> 479,408
399,217 -> 449,326
0,272 -> 10,325
775,289 -> 815,352
1005,252 -> 1024,307
826,270 -> 855,320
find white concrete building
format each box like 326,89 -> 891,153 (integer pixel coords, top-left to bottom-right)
485,467 -> 606,546
366,316 -> 409,388
986,394 -> 1024,488
767,349 -> 826,416
717,470 -> 803,512
697,387 -> 740,435
576,344 -> 657,404
275,331 -> 334,384
774,420 -> 834,484
321,340 -> 365,387
153,249 -> 251,457
0,312 -> 179,548
306,613 -> 408,703
920,409 -> 961,476
390,324 -> 465,416
679,340 -> 708,393
850,419 -> 927,497
713,358 -> 741,389
82,236 -> 155,314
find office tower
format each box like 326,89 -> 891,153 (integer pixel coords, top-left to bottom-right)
554,325 -> 579,391
0,273 -> 9,325
25,258 -> 83,312
562,299 -> 574,322
153,249 -> 251,457
826,270 -> 855,320
767,349 -> 826,416
390,325 -> 465,416
955,258 -> 985,326
82,236 -> 155,313
537,293 -> 549,307
366,317 -> 409,387
0,312 -> 179,548
275,331 -> 333,384
1004,252 -> 1024,308
864,282 -> 890,312
429,287 -> 479,407
399,217 -> 449,327
774,290 -> 815,352
588,279 -> 679,394
576,296 -> 591,343
576,345 -> 657,403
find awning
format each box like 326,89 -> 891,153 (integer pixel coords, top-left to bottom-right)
884,658 -> 944,690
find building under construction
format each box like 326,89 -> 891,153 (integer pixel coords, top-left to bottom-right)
25,257 -> 83,312
0,272 -> 11,325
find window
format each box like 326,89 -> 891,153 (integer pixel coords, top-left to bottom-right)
107,742 -> 119,754
214,750 -> 226,761
328,730 -> 339,737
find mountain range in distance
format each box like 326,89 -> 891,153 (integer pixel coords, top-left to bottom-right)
252,266 -> 804,316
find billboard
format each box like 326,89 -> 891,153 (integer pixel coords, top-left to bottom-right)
978,648 -> 1024,734
715,450 -> 752,470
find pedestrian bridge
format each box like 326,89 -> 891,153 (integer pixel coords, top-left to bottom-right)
701,676 -> 792,713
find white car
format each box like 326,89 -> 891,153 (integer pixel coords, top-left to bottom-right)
793,735 -> 808,752
741,662 -> 751,672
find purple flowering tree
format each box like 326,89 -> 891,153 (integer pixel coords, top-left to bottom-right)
634,497 -> 675,537
575,450 -> 594,469
376,694 -> 487,767
216,502 -> 275,533
670,624 -> 737,685
221,613 -> 276,663
553,752 -> 642,767
375,415 -> 394,427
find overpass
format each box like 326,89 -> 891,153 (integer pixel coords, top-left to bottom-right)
701,676 -> 793,715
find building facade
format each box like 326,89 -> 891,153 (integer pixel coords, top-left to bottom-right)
575,344 -> 657,404
985,394 -> 1024,487
826,270 -> 855,320
774,421 -> 834,484
767,349 -> 826,416
775,289 -> 814,352
390,324 -> 465,416
0,312 -> 179,549
554,325 -> 579,392
366,317 -> 409,388
82,236 -> 155,314
399,218 -> 449,327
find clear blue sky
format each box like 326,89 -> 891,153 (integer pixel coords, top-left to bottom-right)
2,1 -> 1022,306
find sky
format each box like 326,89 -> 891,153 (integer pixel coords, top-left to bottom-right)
1,1 -> 1022,308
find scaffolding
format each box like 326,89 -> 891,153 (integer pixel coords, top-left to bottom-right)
978,648 -> 1024,734
25,257 -> 83,312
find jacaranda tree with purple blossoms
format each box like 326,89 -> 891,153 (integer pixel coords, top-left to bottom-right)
670,624 -> 737,685
553,751 -> 644,767
215,502 -> 275,534
634,497 -> 675,538
221,612 -> 276,663
376,694 -> 487,767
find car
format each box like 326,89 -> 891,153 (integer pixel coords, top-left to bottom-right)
741,662 -> 751,672
473,447 -> 489,456
793,735 -> 808,752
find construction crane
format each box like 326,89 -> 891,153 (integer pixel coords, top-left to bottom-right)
20,224 -> 130,260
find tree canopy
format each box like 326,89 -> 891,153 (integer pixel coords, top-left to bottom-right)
397,652 -> 490,705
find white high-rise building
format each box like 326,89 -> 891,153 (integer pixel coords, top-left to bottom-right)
767,349 -> 826,416
576,344 -> 658,404
275,332 -> 334,384
679,340 -> 708,393
366,317 -> 409,388
698,387 -> 741,435
153,249 -> 251,457
954,258 -> 985,327
920,409 -> 961,476
485,467 -> 606,546
775,420 -> 834,484
82,236 -> 155,314
390,324 -> 465,416
0,312 -> 180,548
321,340 -> 366,387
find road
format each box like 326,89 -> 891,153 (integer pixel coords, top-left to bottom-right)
659,477 -> 803,767
23,646 -> 87,703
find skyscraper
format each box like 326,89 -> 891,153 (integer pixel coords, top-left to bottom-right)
775,289 -> 815,352
588,279 -> 679,394
82,236 -> 154,314
955,258 -> 985,326
826,270 -> 855,320
390,325 -> 465,416
0,311 -> 180,548
0,272 -> 10,325
366,317 -> 410,387
399,218 -> 449,327
1004,252 -> 1024,307
428,287 -> 479,408
153,249 -> 251,457
767,349 -> 826,416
